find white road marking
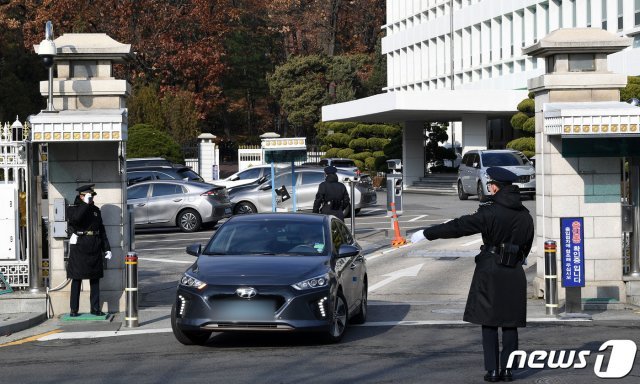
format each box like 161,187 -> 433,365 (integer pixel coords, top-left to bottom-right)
138,257 -> 192,264
136,237 -> 211,243
38,328 -> 173,341
368,263 -> 424,292
461,238 -> 483,246
408,215 -> 428,222
136,248 -> 188,252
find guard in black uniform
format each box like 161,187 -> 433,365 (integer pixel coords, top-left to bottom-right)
312,166 -> 350,221
67,184 -> 112,317
411,167 -> 534,382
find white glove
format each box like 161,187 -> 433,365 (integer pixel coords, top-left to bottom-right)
83,194 -> 92,204
69,233 -> 78,245
104,251 -> 112,260
410,230 -> 427,244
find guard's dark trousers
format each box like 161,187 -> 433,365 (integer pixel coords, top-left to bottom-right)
482,326 -> 518,370
70,278 -> 100,313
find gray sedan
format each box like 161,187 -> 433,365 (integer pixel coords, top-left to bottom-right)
127,180 -> 232,232
230,168 -> 377,215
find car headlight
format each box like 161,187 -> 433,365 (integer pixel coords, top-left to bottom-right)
530,173 -> 536,180
292,273 -> 329,290
180,273 -> 207,290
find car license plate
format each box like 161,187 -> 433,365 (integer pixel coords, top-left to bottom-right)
224,207 -> 231,215
215,300 -> 275,321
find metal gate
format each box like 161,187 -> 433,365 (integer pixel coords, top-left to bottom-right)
0,119 -> 31,288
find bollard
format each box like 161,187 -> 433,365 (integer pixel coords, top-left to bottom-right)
125,251 -> 139,327
544,240 -> 558,315
349,180 -> 356,237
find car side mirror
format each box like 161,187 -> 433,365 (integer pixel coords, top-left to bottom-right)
337,244 -> 359,258
473,162 -> 479,168
230,175 -> 240,181
259,184 -> 272,191
186,243 -> 202,257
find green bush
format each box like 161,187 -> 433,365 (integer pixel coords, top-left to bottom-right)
511,112 -> 530,130
353,159 -> 364,169
522,117 -> 536,133
518,98 -> 535,114
324,148 -> 341,158
348,137 -> 368,151
350,151 -> 372,161
372,150 -> 385,158
507,137 -> 535,158
364,157 -> 376,170
384,125 -> 402,138
366,137 -> 390,151
374,155 -> 388,172
127,124 -> 183,163
337,148 -> 354,158
326,133 -> 351,147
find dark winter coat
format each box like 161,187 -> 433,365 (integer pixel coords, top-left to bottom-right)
422,185 -> 534,327
312,174 -> 350,221
66,196 -> 111,280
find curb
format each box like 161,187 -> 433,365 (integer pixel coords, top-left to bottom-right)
0,312 -> 47,337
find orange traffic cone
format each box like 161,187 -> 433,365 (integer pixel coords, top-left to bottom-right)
390,202 -> 406,247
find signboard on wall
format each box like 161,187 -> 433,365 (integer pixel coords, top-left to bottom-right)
560,217 -> 585,287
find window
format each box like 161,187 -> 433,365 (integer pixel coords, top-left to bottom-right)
238,167 -> 263,180
301,172 -> 326,185
151,183 -> 183,197
618,0 -> 624,30
127,171 -> 153,186
176,168 -> 204,182
331,220 -> 345,252
339,221 -> 354,245
568,53 -> 596,72
154,171 -> 175,180
602,0 -> 608,30
127,185 -> 149,200
636,0 -> 640,26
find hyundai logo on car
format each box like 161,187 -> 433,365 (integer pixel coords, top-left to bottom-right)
236,287 -> 257,299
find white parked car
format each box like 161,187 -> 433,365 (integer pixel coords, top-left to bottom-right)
213,164 -> 286,189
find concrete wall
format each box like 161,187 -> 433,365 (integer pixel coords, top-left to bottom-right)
403,121 -> 424,187
47,142 -> 127,314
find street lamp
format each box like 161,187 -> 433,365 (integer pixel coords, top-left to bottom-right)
37,21 -> 56,112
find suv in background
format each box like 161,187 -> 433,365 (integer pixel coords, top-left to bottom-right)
127,166 -> 205,186
319,158 -> 359,173
127,157 -> 176,168
457,149 -> 535,201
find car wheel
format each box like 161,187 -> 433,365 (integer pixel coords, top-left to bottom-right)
170,304 -> 211,346
350,281 -> 367,325
234,201 -> 257,215
323,291 -> 348,343
477,182 -> 486,202
457,181 -> 468,200
178,209 -> 202,232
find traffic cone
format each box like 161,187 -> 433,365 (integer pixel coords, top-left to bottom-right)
390,202 -> 406,247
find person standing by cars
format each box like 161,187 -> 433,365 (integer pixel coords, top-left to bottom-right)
312,166 -> 350,221
410,167 -> 534,382
67,184 -> 112,317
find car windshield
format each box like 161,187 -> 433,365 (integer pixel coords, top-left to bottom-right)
481,153 -> 525,167
177,168 -> 204,182
204,218 -> 327,256
332,160 -> 356,167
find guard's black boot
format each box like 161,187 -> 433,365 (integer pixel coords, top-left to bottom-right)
500,369 -> 513,382
69,311 -> 79,317
484,370 -> 500,382
90,309 -> 106,316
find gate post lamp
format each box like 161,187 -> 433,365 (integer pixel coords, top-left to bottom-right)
37,21 -> 57,113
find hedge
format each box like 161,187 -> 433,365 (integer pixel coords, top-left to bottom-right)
517,98 -> 535,114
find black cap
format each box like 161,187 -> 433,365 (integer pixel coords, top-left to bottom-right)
76,184 -> 97,195
486,167 -> 518,185
324,166 -> 337,174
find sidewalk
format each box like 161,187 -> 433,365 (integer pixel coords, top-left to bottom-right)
3,244 -> 640,343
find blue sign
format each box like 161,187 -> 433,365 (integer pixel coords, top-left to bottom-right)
560,217 -> 585,287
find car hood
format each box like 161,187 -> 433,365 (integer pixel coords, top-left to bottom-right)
495,165 -> 534,176
192,255 -> 329,285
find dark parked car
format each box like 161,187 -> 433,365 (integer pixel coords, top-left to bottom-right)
171,213 -> 367,345
127,180 -> 232,232
127,166 -> 205,186
126,157 -> 176,168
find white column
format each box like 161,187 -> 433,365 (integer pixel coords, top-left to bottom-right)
402,121 -> 424,187
387,52 -> 394,89
576,0 -> 588,27
471,24 -> 480,67
524,7 -> 535,45
198,133 -> 217,183
502,15 -> 512,61
536,3 -> 547,37
421,41 -> 429,82
549,0 -> 560,32
481,21 -> 490,65
461,114 -> 488,153
462,27 -> 471,70
454,30 -> 462,72
513,11 -> 523,56
562,0 -> 574,27
407,46 -> 415,85
592,0 -> 603,29
606,0 -> 616,32
491,18 -> 501,62
623,0 -> 634,31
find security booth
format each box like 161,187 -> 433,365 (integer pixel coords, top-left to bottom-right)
386,159 -> 403,216
29,32 -> 133,315
262,137 -> 307,212
524,28 -> 640,307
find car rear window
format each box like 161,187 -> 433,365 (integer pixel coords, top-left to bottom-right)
481,153 -> 524,167
204,219 -> 327,256
332,160 -> 356,167
177,168 -> 204,182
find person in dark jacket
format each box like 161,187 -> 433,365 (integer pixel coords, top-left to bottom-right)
67,184 -> 112,317
411,167 -> 534,382
312,166 -> 351,221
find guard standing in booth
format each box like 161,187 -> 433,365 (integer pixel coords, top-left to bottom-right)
410,167 -> 534,382
313,166 -> 350,221
67,184 -> 112,317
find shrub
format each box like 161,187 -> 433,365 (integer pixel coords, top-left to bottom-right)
324,148 -> 341,158
517,98 -> 535,114
337,148 -> 354,158
127,124 -> 183,164
374,155 -> 388,172
372,150 -> 385,158
350,151 -> 372,161
507,137 -> 535,158
510,112 -> 530,130
353,159 -> 364,169
366,137 -> 390,151
325,133 -> 351,147
364,157 -> 376,170
348,137 -> 368,151
522,117 -> 536,133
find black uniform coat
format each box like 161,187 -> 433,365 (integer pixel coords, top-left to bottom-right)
312,173 -> 350,221
66,196 -> 111,280
422,185 -> 534,327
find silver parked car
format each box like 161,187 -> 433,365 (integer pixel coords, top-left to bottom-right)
230,168 -> 377,216
127,180 -> 232,232
457,149 -> 535,201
